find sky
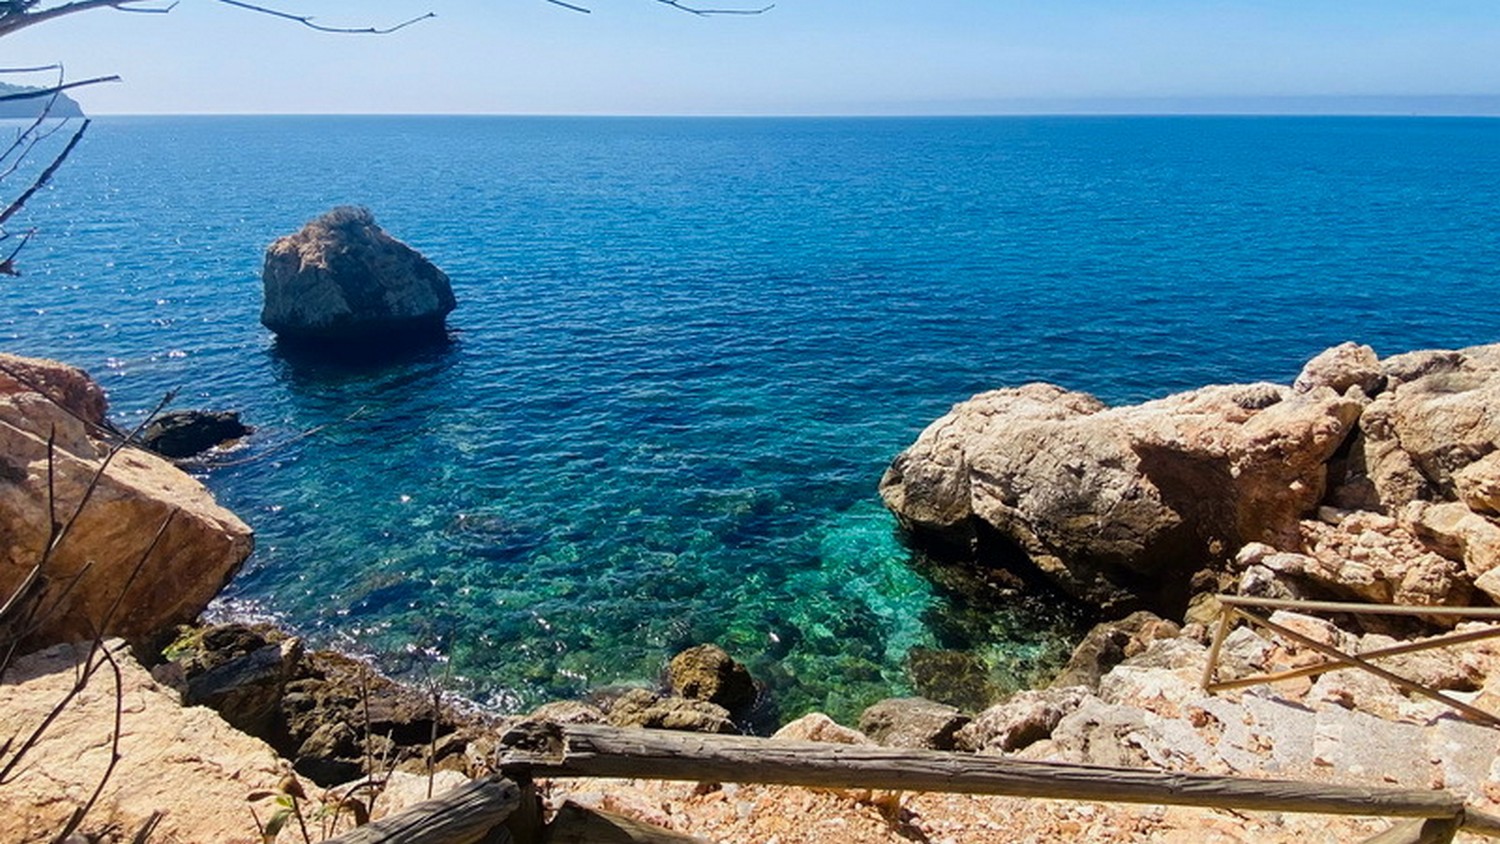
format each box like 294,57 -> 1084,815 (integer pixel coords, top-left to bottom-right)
6,0 -> 1500,115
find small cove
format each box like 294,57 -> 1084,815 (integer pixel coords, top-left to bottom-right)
5,115 -> 1500,722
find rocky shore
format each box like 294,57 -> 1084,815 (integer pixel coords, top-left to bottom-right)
6,342 -> 1500,842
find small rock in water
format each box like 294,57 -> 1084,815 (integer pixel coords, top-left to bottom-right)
139,409 -> 250,458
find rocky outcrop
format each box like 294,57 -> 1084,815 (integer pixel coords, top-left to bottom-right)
0,355 -> 253,647
138,409 -> 251,458
0,640 -> 285,844
160,623 -> 494,785
260,206 -> 456,345
880,379 -> 1361,613
884,341 -> 1500,620
668,644 -> 757,713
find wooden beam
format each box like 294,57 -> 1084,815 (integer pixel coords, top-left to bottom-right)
499,723 -> 1464,821
1205,619 -> 1500,693
324,776 -> 521,844
1216,595 -> 1500,620
543,802 -> 710,843
1248,613 -> 1500,729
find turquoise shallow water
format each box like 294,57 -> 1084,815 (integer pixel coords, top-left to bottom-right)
4,116 -> 1500,721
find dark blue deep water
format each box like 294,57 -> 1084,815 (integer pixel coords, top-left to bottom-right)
5,116 -> 1500,720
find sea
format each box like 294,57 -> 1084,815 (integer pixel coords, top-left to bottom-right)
4,115 -> 1499,723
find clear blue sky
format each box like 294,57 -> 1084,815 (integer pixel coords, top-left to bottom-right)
8,0 -> 1500,115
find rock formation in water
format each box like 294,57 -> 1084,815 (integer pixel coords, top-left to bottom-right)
881,341 -> 1500,619
138,409 -> 251,458
260,206 -> 456,345
0,353 -> 253,646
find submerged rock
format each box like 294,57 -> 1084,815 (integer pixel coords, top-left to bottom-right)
261,206 -> 456,345
0,354 -> 253,647
138,409 -> 251,458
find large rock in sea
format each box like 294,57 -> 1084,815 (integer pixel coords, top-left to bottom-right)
0,354 -> 253,646
880,379 -> 1362,614
260,206 -> 456,345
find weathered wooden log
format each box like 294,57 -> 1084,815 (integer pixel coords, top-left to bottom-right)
1360,817 -> 1460,844
543,802 -> 710,843
324,776 -> 521,844
500,722 -> 1465,822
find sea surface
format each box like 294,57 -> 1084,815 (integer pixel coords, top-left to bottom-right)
5,116 -> 1500,722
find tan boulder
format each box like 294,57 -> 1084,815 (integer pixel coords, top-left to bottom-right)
1292,341 -> 1382,398
0,641 -> 284,844
1455,452 -> 1500,516
880,379 -> 1360,612
771,712 -> 872,745
0,354 -> 252,646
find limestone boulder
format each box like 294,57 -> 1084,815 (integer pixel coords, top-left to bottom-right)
0,355 -> 253,647
857,697 -> 970,750
880,379 -> 1361,612
1293,341 -> 1382,398
1288,512 -> 1472,610
771,712 -> 873,745
261,206 -> 456,344
956,686 -> 1087,754
0,641 -> 284,844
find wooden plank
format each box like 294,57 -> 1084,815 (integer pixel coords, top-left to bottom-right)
1248,614 -> 1500,729
1216,595 -> 1500,620
325,776 -> 521,844
499,723 -> 1464,821
543,802 -> 710,843
1206,623 -> 1500,693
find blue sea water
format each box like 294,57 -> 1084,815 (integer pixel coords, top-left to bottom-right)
5,116 -> 1500,721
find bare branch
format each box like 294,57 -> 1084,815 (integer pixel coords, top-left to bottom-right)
542,0 -> 591,13
0,65 -> 63,74
652,0 -> 773,15
0,74 -> 119,103
211,0 -> 434,34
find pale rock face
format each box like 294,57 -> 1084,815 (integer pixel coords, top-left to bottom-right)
260,207 -> 456,343
880,380 -> 1361,612
0,641 -> 284,844
0,355 -> 253,646
1292,341 -> 1382,398
1349,343 -> 1500,511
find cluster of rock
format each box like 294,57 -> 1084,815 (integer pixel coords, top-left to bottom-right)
260,206 -> 456,346
881,341 -> 1500,621
524,643 -> 761,736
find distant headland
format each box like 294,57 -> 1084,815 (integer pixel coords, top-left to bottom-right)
0,82 -> 85,119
